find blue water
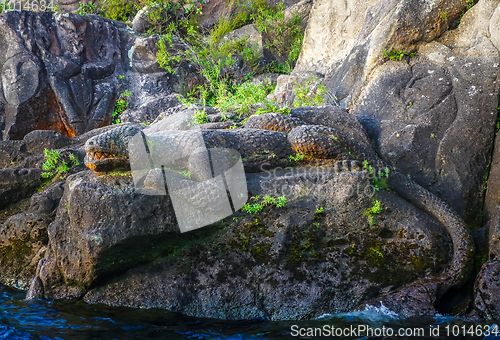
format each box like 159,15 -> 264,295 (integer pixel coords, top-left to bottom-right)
1,285 -> 499,339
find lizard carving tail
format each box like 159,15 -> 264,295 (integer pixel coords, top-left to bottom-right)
288,125 -> 474,315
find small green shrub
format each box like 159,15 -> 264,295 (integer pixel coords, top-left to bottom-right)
41,149 -> 80,179
216,81 -> 275,113
156,0 -> 304,112
112,90 -> 131,124
262,194 -> 276,206
76,1 -> 99,15
459,0 -> 476,23
100,0 -> 137,22
364,199 -> 382,226
241,194 -> 286,214
191,109 -> 209,125
254,103 -> 291,116
382,49 -> 417,61
363,161 -> 390,191
252,3 -> 304,66
292,76 -> 328,107
263,60 -> 293,74
276,195 -> 286,207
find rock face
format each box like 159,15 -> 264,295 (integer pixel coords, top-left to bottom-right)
38,170 -> 178,299
0,168 -> 43,210
36,166 -> 449,320
473,260 -> 500,320
0,11 -> 186,140
280,0 -> 500,226
0,182 -> 64,289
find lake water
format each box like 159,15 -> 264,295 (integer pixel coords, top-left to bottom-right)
1,285 -> 499,339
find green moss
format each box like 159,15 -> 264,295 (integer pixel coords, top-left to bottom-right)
287,228 -> 320,264
103,170 -> 132,177
37,178 -> 53,193
100,0 -> 137,22
363,199 -> 382,226
410,255 -> 428,274
64,276 -> 89,291
364,242 -> 385,267
0,239 -> 33,261
250,243 -> 271,262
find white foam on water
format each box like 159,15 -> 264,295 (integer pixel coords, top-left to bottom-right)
315,302 -> 400,322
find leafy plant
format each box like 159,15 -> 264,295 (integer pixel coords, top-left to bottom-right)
382,49 -> 417,61
156,0 -> 305,112
191,109 -> 209,125
263,103 -> 291,115
77,1 -> 99,15
216,81 -> 275,114
364,199 -> 382,226
363,161 -> 390,191
69,153 -> 80,166
251,3 -> 304,66
241,194 -> 286,214
288,153 -> 305,163
262,60 -> 293,74
41,149 -> 79,179
112,90 -> 132,124
293,76 -> 327,107
262,194 -> 276,206
315,206 -> 324,214
441,12 -> 447,21
100,0 -> 137,22
276,195 -> 286,207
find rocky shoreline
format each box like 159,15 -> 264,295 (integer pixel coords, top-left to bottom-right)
0,0 -> 500,321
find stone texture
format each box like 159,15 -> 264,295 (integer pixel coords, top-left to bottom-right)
485,131 -> 500,260
277,0 -> 500,226
0,168 -> 43,210
0,11 -> 127,139
39,170 -> 178,299
71,168 -> 451,320
131,5 -> 156,34
473,0 -> 500,259
0,182 -> 64,289
293,0 -> 378,76
296,0 -> 466,100
473,260 -> 500,320
120,94 -> 182,124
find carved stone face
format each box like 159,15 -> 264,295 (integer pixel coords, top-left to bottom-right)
1,53 -> 40,106
55,15 -> 84,57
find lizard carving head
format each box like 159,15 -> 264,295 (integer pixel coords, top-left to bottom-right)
84,125 -> 142,172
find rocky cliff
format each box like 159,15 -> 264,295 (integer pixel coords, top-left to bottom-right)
1,0 -> 500,321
